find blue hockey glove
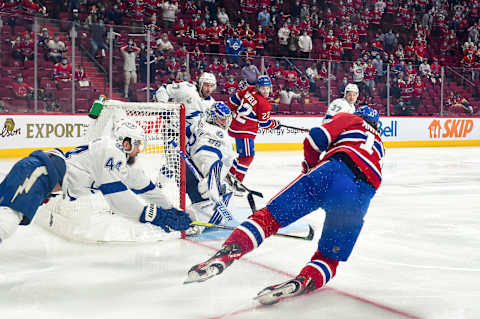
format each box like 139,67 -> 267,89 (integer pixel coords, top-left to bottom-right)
140,204 -> 192,232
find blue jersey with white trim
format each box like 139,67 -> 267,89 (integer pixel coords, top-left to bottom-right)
304,113 -> 385,189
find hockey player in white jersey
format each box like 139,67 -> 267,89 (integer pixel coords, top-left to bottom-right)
323,83 -> 359,123
0,120 -> 191,243
185,102 -> 236,228
155,72 -> 217,126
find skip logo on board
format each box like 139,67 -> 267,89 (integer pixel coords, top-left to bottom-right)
428,119 -> 474,139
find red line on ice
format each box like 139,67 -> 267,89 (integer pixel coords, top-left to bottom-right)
185,239 -> 423,319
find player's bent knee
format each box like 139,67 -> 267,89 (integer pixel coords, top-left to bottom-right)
0,206 -> 23,241
248,208 -> 282,238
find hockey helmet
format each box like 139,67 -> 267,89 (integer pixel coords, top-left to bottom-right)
113,119 -> 146,153
257,75 -> 272,87
207,102 -> 232,130
198,72 -> 217,92
344,83 -> 359,96
354,106 -> 379,129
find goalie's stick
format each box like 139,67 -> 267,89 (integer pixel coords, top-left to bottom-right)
279,124 -> 310,133
168,139 -> 233,222
191,221 -> 315,241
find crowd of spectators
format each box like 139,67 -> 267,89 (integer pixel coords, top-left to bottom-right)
1,0 -> 480,115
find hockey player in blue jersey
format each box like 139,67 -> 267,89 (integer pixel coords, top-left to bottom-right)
184,106 -> 385,305
0,120 -> 192,243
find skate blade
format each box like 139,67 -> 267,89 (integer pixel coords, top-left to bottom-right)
183,265 -> 221,284
254,282 -> 300,305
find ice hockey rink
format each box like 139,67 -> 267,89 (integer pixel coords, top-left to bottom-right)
1,147 -> 479,319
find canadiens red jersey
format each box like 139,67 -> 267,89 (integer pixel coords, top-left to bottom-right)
228,87 -> 276,139
304,113 -> 385,189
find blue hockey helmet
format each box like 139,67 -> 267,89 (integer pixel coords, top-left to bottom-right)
257,75 -> 272,87
354,106 -> 379,129
207,102 -> 232,129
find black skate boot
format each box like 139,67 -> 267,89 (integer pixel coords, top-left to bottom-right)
184,244 -> 243,284
254,276 -> 315,305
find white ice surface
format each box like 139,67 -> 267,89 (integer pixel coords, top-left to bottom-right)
1,147 -> 480,319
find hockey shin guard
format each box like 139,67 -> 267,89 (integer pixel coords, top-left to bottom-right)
224,207 -> 282,256
297,250 -> 339,292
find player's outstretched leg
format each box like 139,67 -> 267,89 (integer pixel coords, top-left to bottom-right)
184,207 -> 282,284
255,250 -> 339,305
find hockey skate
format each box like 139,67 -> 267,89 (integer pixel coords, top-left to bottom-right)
184,244 -> 242,284
254,276 -> 315,305
225,173 -> 247,197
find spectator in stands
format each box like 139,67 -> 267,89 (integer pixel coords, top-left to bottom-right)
430,59 -> 442,84
419,59 -> 432,80
90,19 -> 107,57
223,74 -> 239,95
53,58 -> 73,83
38,27 -> 50,48
76,65 -> 89,87
139,48 -> 158,84
372,54 -> 385,83
175,65 -> 191,82
225,33 -> 244,66
267,61 -> 284,81
166,57 -> 181,81
121,40 -> 141,99
156,33 -> 174,53
257,7 -> 271,28
14,34 -> 34,62
282,64 -> 299,89
446,92 -> 474,114
11,74 -> 34,108
351,59 -> 366,93
254,26 -> 267,56
306,62 -> 319,92
241,59 -> 260,85
107,3 -> 123,25
279,86 -> 302,105
298,30 -> 312,59
395,99 -> 412,116
412,75 -> 424,106
277,23 -> 290,57
0,100 -> 8,113
383,29 -> 397,52
217,7 -> 229,25
47,32 -> 66,63
364,59 -> 376,96
161,0 -> 178,29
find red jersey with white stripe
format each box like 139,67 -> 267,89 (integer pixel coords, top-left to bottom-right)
304,113 -> 385,189
228,87 -> 275,139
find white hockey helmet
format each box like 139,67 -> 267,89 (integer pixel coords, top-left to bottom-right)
113,119 -> 146,153
344,83 -> 359,96
198,72 -> 217,92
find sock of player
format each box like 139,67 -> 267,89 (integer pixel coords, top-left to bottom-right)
230,155 -> 254,182
297,250 -> 339,292
223,207 -> 281,256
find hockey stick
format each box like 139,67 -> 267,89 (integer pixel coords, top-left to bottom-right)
191,221 -> 315,241
168,139 -> 233,222
279,124 -> 310,132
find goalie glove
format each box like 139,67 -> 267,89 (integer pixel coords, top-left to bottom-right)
140,204 -> 192,233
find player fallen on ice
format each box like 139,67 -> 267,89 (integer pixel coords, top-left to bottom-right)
0,120 -> 191,243
185,106 -> 385,305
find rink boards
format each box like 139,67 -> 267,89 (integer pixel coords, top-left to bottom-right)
1,113 -> 480,157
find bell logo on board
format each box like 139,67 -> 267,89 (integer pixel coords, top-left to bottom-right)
428,119 -> 474,139
1,118 -> 21,138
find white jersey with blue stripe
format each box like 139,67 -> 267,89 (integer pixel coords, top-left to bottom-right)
186,120 -> 236,181
60,137 -> 150,221
323,98 -> 355,123
155,81 -> 216,125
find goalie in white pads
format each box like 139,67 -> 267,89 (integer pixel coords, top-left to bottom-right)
0,120 -> 191,243
323,83 -> 359,123
185,101 -> 236,229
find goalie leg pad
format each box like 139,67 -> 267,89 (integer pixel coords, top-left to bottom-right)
0,206 -> 22,242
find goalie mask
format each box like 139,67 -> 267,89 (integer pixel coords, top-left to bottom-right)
206,102 -> 232,130
113,120 -> 146,154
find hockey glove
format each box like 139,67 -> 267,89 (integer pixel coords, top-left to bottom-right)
140,204 -> 192,232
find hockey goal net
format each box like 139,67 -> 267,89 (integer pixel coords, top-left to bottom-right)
35,100 -> 186,243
